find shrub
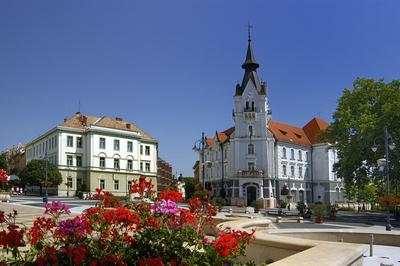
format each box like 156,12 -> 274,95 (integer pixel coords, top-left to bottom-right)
337,206 -> 356,212
279,200 -> 287,208
312,203 -> 327,217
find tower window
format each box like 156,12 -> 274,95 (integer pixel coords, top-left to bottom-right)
248,144 -> 254,154
248,126 -> 253,137
248,162 -> 255,170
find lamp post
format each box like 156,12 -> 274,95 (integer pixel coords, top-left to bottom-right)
372,125 -> 396,231
193,132 -> 206,190
216,132 -> 226,199
43,151 -> 49,204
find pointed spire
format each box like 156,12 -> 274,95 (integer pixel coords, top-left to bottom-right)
242,24 -> 259,71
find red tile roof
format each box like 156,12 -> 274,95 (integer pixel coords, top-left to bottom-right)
205,118 -> 329,147
61,112 -> 155,141
302,118 -> 329,144
269,121 -> 311,145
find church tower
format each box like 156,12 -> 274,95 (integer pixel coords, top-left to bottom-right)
230,30 -> 275,204
233,32 -> 271,140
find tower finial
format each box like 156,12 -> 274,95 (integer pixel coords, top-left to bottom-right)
247,23 -> 253,42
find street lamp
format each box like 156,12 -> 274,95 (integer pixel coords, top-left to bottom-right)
193,132 -> 206,190
216,132 -> 226,199
371,125 -> 396,231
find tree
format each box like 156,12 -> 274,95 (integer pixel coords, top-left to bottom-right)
183,177 -> 196,199
0,153 -> 9,172
323,78 -> 400,196
20,160 -> 62,195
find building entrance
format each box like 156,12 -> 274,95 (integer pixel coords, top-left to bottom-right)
246,186 -> 257,206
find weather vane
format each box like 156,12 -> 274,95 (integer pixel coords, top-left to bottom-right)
247,23 -> 253,41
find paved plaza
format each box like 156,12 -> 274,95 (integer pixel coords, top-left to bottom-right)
2,195 -> 400,265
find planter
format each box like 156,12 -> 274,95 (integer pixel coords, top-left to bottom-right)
315,216 -> 324,224
0,191 -> 11,202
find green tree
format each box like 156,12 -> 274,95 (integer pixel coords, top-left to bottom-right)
183,177 -> 196,199
0,153 -> 8,172
323,78 -> 400,196
20,160 -> 62,195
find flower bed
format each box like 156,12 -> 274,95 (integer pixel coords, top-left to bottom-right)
0,176 -> 255,265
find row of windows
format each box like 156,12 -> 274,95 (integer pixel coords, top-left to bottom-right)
99,179 -> 133,191
65,154 -> 152,172
29,135 -> 58,158
282,165 -> 308,177
67,136 -> 83,148
282,148 -> 309,161
67,155 -> 83,167
99,157 -> 151,172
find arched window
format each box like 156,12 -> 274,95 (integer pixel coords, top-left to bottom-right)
291,149 -> 295,160
251,101 -> 255,111
245,101 -> 249,111
298,150 -> 302,161
299,166 -> 303,177
291,165 -> 295,176
282,148 -> 287,159
248,126 -> 253,137
282,165 -> 287,176
248,144 -> 254,154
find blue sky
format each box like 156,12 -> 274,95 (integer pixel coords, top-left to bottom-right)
1,0 -> 399,176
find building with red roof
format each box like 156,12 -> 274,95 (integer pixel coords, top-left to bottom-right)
195,35 -> 344,207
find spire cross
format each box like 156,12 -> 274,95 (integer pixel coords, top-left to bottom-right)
247,23 -> 253,42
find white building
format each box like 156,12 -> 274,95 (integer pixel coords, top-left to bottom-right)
26,112 -> 158,196
197,37 -> 344,206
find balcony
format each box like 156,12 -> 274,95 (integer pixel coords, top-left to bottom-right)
243,112 -> 256,120
237,169 -> 264,178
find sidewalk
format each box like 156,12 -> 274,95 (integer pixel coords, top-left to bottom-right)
0,202 -> 75,228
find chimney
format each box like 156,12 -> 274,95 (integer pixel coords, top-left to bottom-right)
126,123 -> 131,129
116,117 -> 123,121
82,115 -> 88,126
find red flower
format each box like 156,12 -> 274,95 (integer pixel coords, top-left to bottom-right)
139,257 -> 164,266
27,217 -> 54,245
0,225 -> 25,249
158,190 -> 183,203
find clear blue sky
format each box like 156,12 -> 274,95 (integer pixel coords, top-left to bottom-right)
1,0 -> 399,176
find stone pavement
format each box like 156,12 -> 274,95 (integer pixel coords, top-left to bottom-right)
0,202 -> 46,228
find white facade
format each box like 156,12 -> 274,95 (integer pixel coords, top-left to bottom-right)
197,38 -> 344,206
26,113 -> 158,196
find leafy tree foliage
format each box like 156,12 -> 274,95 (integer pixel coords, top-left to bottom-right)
20,160 -> 62,194
323,78 -> 400,196
183,177 -> 196,199
0,153 -> 9,172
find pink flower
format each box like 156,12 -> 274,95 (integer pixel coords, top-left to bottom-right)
45,201 -> 71,217
152,199 -> 179,216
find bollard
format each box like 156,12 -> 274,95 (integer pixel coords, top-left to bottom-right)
370,234 -> 374,257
